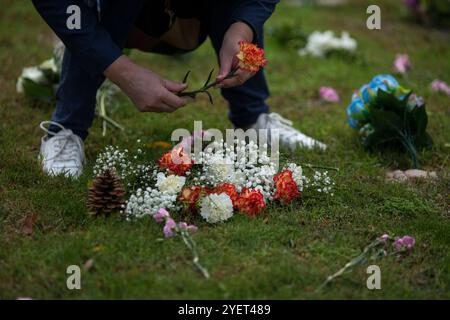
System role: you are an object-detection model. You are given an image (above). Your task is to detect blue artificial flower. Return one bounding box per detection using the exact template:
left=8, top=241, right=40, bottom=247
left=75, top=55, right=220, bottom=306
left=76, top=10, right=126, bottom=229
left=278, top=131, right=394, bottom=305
left=346, top=96, right=367, bottom=129
left=358, top=83, right=374, bottom=105
left=348, top=117, right=359, bottom=129
left=369, top=74, right=399, bottom=94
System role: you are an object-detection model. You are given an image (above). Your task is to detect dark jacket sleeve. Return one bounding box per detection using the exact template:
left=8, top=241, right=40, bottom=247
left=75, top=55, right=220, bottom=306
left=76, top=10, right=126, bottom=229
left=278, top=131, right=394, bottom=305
left=230, top=0, right=280, bottom=42
left=32, top=0, right=122, bottom=77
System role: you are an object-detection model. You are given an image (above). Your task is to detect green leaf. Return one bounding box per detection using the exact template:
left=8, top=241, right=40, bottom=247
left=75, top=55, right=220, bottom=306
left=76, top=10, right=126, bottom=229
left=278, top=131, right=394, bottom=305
left=410, top=105, right=428, bottom=136
left=371, top=89, right=409, bottom=116
left=204, top=69, right=214, bottom=87
left=369, top=107, right=404, bottom=137
left=182, top=70, right=191, bottom=84
left=204, top=91, right=214, bottom=105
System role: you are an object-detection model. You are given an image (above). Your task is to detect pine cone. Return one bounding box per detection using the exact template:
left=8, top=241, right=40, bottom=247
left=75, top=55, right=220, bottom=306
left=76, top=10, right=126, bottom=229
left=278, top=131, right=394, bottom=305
left=87, top=170, right=126, bottom=215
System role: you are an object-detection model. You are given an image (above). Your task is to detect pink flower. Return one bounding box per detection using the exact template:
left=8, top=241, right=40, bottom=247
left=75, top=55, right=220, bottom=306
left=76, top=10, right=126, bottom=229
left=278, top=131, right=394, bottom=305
left=379, top=234, right=390, bottom=242
left=394, top=235, right=415, bottom=252
left=154, top=208, right=170, bottom=224
left=163, top=218, right=177, bottom=238
left=178, top=222, right=198, bottom=234
left=319, top=86, right=340, bottom=103
left=393, top=54, right=411, bottom=74
left=431, top=79, right=450, bottom=96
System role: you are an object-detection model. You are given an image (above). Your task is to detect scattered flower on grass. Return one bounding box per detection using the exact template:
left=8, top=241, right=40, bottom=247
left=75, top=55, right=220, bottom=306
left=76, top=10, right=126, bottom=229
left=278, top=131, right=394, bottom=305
left=317, top=234, right=416, bottom=291
left=393, top=54, right=411, bottom=74
left=319, top=86, right=340, bottom=103
left=430, top=79, right=450, bottom=96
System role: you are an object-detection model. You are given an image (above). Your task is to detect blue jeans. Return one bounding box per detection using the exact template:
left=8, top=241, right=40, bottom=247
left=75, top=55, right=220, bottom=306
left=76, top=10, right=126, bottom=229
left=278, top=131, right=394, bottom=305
left=51, top=0, right=269, bottom=139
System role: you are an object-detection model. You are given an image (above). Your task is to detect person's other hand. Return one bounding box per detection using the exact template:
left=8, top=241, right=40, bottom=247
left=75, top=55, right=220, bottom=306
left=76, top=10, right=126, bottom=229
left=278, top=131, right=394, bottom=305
left=105, top=55, right=188, bottom=113
left=216, top=22, right=255, bottom=89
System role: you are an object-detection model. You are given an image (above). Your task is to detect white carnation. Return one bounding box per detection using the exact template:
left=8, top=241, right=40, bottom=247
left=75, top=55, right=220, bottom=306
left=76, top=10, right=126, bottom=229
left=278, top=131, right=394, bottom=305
left=156, top=172, right=186, bottom=194
left=200, top=193, right=234, bottom=223
left=205, top=154, right=235, bottom=185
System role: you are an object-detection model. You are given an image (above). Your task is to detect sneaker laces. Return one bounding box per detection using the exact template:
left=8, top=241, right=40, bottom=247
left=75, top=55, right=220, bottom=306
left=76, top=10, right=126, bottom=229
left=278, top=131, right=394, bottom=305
left=40, top=121, right=84, bottom=166
left=266, top=113, right=300, bottom=141
left=265, top=113, right=323, bottom=148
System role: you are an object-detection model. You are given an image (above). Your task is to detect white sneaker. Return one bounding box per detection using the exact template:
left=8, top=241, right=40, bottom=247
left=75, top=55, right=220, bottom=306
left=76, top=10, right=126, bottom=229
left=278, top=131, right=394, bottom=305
left=251, top=113, right=327, bottom=151
left=39, top=121, right=85, bottom=178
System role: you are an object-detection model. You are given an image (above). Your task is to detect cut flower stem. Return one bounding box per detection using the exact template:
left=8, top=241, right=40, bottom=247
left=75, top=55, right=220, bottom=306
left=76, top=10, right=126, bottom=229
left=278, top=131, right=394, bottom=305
left=177, top=68, right=237, bottom=104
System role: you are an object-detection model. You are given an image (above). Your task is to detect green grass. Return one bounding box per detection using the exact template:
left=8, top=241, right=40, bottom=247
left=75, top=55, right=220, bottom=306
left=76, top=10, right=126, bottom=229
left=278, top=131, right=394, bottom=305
left=1, top=0, right=449, bottom=299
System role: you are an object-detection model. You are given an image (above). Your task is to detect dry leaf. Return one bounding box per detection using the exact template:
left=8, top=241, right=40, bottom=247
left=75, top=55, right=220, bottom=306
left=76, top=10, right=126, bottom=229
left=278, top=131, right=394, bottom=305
left=22, top=213, right=38, bottom=236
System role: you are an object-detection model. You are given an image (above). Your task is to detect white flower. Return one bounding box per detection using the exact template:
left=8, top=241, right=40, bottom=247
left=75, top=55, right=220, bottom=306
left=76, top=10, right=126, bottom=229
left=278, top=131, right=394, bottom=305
left=156, top=172, right=185, bottom=194
left=125, top=187, right=179, bottom=218
left=39, top=58, right=58, bottom=73
left=299, top=31, right=357, bottom=57
left=205, top=154, right=235, bottom=184
left=286, top=163, right=303, bottom=192
left=200, top=193, right=233, bottom=223
left=16, top=67, right=46, bottom=93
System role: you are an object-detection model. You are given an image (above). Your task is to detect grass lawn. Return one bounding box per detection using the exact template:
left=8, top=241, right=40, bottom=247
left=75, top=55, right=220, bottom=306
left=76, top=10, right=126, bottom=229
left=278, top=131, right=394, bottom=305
left=1, top=0, right=449, bottom=299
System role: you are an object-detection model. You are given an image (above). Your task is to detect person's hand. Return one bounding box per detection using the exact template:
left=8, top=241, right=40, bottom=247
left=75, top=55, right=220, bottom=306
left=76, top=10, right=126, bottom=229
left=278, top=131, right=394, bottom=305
left=216, top=22, right=255, bottom=89
left=104, top=55, right=187, bottom=113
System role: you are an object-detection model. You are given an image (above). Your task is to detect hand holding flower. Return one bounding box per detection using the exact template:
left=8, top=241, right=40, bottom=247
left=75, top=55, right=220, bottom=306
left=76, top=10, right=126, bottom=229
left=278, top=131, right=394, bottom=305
left=178, top=30, right=267, bottom=103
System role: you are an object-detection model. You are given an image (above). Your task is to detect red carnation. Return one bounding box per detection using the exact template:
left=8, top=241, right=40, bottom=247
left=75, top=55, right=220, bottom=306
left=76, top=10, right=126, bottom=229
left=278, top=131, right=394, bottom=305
left=158, top=146, right=193, bottom=176
left=211, top=183, right=239, bottom=207
left=236, top=188, right=266, bottom=217
left=273, top=170, right=300, bottom=204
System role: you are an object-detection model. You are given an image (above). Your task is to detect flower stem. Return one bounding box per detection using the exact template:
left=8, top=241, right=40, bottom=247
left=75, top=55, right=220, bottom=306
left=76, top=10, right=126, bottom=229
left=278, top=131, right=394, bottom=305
left=316, top=239, right=381, bottom=291
left=177, top=69, right=237, bottom=103
left=180, top=229, right=210, bottom=279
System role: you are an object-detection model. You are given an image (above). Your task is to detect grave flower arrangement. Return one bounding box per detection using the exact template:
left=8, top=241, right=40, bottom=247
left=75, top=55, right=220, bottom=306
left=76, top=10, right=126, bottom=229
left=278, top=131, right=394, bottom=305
left=89, top=137, right=336, bottom=277
left=346, top=74, right=433, bottom=168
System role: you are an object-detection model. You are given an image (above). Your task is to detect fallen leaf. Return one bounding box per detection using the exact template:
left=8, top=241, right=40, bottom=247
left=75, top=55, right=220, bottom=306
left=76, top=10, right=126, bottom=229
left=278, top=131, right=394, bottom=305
left=22, top=213, right=38, bottom=236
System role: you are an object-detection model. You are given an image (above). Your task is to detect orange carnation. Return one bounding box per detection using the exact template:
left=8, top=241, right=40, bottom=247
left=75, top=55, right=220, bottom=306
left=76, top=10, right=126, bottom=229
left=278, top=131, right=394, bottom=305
left=236, top=41, right=268, bottom=72
left=236, top=188, right=266, bottom=217
left=273, top=170, right=300, bottom=204
left=179, top=185, right=204, bottom=212
left=211, top=183, right=239, bottom=207
left=158, top=146, right=193, bottom=176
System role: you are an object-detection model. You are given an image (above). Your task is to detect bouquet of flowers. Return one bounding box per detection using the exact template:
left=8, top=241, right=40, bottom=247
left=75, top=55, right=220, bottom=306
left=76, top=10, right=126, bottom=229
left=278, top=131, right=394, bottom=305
left=346, top=74, right=433, bottom=168
left=16, top=43, right=123, bottom=136
left=16, top=43, right=63, bottom=103
left=90, top=137, right=336, bottom=277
